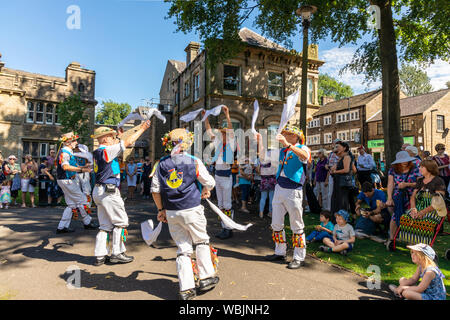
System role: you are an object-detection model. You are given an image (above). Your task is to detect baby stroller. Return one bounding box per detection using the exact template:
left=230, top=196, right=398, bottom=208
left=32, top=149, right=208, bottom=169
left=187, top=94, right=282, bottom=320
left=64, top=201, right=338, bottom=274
left=392, top=191, right=448, bottom=250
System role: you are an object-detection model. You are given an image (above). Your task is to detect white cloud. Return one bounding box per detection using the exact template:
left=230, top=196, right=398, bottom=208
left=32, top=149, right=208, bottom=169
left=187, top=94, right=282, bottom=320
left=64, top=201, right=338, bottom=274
left=319, top=47, right=450, bottom=94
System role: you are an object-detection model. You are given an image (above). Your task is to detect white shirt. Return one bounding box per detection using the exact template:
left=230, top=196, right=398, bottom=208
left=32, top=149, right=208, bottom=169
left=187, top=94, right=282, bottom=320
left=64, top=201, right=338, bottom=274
left=212, top=133, right=236, bottom=170
left=151, top=153, right=215, bottom=193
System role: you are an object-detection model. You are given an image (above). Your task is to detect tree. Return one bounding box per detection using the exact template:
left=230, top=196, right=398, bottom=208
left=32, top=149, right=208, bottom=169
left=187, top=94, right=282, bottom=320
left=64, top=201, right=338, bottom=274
left=57, top=95, right=93, bottom=146
left=318, top=74, right=354, bottom=102
left=166, top=0, right=450, bottom=167
left=95, top=100, right=131, bottom=125
left=399, top=64, right=433, bottom=97
left=446, top=81, right=450, bottom=89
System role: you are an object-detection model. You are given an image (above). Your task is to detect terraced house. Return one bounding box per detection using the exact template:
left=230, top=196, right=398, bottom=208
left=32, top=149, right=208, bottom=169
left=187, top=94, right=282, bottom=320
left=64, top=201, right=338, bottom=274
left=0, top=54, right=96, bottom=161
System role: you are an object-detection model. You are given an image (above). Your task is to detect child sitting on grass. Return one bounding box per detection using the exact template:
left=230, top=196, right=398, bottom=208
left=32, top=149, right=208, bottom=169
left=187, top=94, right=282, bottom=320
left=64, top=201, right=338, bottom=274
left=306, top=210, right=334, bottom=243
left=389, top=243, right=446, bottom=300
left=319, top=210, right=355, bottom=256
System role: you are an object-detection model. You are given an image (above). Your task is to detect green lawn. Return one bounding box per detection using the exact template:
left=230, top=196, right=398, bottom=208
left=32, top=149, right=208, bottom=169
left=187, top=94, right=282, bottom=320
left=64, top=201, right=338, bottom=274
left=294, top=212, right=450, bottom=298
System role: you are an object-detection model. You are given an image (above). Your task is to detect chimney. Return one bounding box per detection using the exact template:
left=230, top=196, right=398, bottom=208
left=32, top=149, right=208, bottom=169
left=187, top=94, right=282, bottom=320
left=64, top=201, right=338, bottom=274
left=0, top=53, right=4, bottom=72
left=185, top=42, right=201, bottom=66
left=321, top=95, right=335, bottom=106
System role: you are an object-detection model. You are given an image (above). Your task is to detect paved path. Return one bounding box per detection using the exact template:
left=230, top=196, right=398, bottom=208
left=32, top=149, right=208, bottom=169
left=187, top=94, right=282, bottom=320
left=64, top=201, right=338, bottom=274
left=0, top=199, right=394, bottom=300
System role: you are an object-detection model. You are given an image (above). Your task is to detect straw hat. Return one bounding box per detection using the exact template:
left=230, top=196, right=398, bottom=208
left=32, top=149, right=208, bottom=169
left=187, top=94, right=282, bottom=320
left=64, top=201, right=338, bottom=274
left=92, top=127, right=117, bottom=139
left=60, top=132, right=79, bottom=142
left=281, top=126, right=305, bottom=144
left=162, top=128, right=194, bottom=152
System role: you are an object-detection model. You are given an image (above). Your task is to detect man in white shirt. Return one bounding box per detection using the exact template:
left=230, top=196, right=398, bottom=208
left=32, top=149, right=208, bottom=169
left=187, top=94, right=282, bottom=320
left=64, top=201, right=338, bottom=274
left=92, top=122, right=151, bottom=266
left=356, top=146, right=376, bottom=187
left=152, top=128, right=218, bottom=300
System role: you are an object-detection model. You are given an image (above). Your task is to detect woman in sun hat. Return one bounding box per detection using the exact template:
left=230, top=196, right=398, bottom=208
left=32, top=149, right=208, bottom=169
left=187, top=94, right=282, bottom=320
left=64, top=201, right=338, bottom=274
left=385, top=151, right=421, bottom=251
left=152, top=127, right=218, bottom=300
left=389, top=243, right=446, bottom=300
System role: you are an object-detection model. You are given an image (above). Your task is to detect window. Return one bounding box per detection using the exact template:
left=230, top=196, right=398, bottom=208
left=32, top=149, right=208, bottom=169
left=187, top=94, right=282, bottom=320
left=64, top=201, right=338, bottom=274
left=308, top=118, right=320, bottom=128
left=336, top=110, right=359, bottom=123
left=337, top=131, right=349, bottom=141
left=184, top=81, right=190, bottom=98
left=46, top=104, right=54, bottom=124
left=401, top=118, right=411, bottom=132
left=324, top=115, right=332, bottom=126
left=267, top=123, right=279, bottom=149
left=268, top=72, right=283, bottom=100
left=437, top=115, right=444, bottom=132
left=223, top=65, right=240, bottom=95
left=194, top=73, right=200, bottom=101
left=221, top=118, right=241, bottom=131
left=307, top=134, right=321, bottom=145
left=307, top=78, right=313, bottom=104
left=27, top=102, right=34, bottom=123
left=22, top=140, right=57, bottom=162
left=324, top=133, right=332, bottom=144
left=35, top=102, right=44, bottom=124
left=78, top=83, right=85, bottom=93
left=377, top=122, right=383, bottom=135
left=350, top=129, right=360, bottom=141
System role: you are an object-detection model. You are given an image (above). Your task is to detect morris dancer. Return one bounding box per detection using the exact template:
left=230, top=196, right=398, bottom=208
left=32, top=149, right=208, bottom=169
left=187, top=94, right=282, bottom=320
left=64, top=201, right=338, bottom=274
left=92, top=122, right=151, bottom=266
left=55, top=132, right=98, bottom=234
left=259, top=126, right=311, bottom=269
left=152, top=128, right=218, bottom=300
left=74, top=144, right=93, bottom=209
left=204, top=106, right=236, bottom=240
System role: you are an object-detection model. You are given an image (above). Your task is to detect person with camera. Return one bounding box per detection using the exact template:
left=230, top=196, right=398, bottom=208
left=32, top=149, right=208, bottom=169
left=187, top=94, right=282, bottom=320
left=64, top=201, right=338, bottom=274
left=92, top=121, right=151, bottom=266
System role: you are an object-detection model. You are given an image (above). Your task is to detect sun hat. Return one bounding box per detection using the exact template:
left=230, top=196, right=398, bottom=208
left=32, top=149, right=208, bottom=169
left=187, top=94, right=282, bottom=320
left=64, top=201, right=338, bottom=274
left=91, top=127, right=117, bottom=139
left=8, top=155, right=17, bottom=160
left=391, top=151, right=417, bottom=165
left=281, top=126, right=305, bottom=144
left=407, top=243, right=436, bottom=261
left=60, top=132, right=79, bottom=142
left=335, top=209, right=350, bottom=222
left=162, top=128, right=194, bottom=152
left=333, top=138, right=342, bottom=144
left=405, top=145, right=419, bottom=156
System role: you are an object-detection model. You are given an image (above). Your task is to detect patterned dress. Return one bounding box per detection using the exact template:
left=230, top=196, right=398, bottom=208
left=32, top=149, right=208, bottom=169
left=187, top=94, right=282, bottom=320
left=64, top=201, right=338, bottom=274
left=420, top=266, right=446, bottom=300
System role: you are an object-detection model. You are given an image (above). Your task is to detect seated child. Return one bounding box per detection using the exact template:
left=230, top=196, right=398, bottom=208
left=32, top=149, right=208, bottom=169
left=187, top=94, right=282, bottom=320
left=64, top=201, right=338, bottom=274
left=306, top=210, right=334, bottom=243
left=0, top=180, right=12, bottom=209
left=319, top=210, right=355, bottom=256
left=389, top=243, right=446, bottom=300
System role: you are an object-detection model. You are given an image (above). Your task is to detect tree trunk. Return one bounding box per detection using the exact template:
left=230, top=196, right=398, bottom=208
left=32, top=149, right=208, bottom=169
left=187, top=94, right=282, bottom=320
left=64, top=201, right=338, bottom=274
left=376, top=0, right=403, bottom=169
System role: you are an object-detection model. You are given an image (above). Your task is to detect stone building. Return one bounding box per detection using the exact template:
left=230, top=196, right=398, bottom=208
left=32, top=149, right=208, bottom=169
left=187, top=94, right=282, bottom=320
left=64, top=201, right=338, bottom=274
left=367, top=89, right=450, bottom=160
left=158, top=28, right=324, bottom=162
left=0, top=54, right=96, bottom=161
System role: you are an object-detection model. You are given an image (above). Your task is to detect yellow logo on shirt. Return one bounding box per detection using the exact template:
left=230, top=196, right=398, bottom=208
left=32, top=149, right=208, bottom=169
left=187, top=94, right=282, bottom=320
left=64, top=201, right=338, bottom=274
left=166, top=169, right=183, bottom=189
left=94, top=160, right=98, bottom=173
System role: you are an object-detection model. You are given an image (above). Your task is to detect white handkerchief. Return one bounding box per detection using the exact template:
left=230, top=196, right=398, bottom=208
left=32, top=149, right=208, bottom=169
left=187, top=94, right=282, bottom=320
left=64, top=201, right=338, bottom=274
left=180, top=108, right=204, bottom=123
left=201, top=105, right=224, bottom=122
left=143, top=108, right=167, bottom=124
left=141, top=219, right=162, bottom=246
left=206, top=199, right=253, bottom=231
left=118, top=112, right=145, bottom=128
left=251, top=99, right=259, bottom=135
left=277, top=90, right=299, bottom=135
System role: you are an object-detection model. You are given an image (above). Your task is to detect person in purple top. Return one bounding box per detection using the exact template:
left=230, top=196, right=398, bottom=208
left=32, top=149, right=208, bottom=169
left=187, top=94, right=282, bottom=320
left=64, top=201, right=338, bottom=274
left=313, top=149, right=329, bottom=210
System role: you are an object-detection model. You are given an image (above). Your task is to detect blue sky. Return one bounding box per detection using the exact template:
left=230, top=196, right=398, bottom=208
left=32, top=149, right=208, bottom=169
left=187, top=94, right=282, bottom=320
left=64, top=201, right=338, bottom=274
left=1, top=0, right=448, bottom=111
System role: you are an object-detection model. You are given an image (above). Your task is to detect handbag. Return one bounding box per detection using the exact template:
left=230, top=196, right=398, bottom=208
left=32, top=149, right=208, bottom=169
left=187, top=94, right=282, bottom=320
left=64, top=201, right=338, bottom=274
left=29, top=178, right=37, bottom=187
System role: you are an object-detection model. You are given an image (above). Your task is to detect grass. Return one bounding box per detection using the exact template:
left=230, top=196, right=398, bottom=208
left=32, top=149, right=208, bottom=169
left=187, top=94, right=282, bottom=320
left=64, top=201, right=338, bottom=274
left=297, top=212, right=450, bottom=298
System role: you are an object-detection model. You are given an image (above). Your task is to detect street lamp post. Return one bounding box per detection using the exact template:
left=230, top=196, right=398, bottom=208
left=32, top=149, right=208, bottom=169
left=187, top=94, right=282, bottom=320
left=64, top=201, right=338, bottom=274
left=296, top=5, right=317, bottom=134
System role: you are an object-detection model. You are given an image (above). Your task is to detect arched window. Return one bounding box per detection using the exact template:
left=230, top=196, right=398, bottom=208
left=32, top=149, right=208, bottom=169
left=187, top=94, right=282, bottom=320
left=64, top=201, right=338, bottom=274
left=221, top=118, right=241, bottom=131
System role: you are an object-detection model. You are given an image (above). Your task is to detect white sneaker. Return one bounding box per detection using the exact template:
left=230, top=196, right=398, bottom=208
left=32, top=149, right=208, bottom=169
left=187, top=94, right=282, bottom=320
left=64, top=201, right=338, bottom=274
left=355, top=230, right=369, bottom=239
left=369, top=235, right=386, bottom=243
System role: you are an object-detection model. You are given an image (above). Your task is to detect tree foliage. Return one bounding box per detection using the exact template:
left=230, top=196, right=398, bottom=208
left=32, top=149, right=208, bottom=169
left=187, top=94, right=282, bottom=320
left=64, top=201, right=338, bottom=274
left=399, top=64, right=433, bottom=97
left=95, top=100, right=132, bottom=125
left=318, top=74, right=354, bottom=102
left=57, top=95, right=92, bottom=145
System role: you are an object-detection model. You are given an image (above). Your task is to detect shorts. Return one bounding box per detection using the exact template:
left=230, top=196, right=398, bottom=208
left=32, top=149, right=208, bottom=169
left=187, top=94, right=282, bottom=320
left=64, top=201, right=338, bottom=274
left=240, top=184, right=251, bottom=201
left=21, top=179, right=35, bottom=193
left=333, top=239, right=353, bottom=252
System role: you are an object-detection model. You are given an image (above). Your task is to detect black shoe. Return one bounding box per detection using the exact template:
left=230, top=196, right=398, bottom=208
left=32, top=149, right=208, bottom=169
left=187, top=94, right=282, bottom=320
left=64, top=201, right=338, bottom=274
left=287, top=259, right=304, bottom=269
left=56, top=227, right=75, bottom=234
left=94, top=256, right=110, bottom=266
left=84, top=221, right=99, bottom=230
left=198, top=276, right=220, bottom=292
left=445, top=249, right=450, bottom=261
left=264, top=254, right=286, bottom=262
left=215, top=229, right=233, bottom=240
left=179, top=289, right=196, bottom=300
left=109, top=253, right=134, bottom=264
